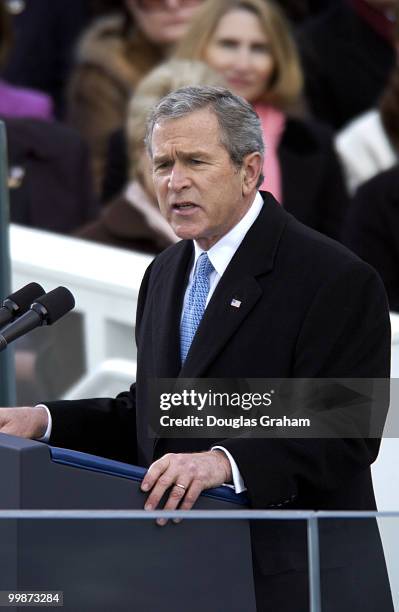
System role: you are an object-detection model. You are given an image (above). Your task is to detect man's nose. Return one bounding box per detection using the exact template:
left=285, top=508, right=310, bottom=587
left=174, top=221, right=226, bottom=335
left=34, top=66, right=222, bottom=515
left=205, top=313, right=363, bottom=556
left=168, top=164, right=191, bottom=191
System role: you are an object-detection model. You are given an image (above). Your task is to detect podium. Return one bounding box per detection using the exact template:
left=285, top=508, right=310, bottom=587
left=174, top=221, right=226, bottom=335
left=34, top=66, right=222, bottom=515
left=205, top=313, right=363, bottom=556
left=0, top=433, right=256, bottom=611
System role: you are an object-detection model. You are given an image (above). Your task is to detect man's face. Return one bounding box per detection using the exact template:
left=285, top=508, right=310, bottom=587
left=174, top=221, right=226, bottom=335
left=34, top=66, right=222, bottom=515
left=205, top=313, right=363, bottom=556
left=151, top=108, right=257, bottom=250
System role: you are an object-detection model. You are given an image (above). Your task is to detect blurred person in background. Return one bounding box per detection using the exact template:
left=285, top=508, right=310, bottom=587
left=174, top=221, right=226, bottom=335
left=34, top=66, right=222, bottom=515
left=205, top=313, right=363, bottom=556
left=1, top=1, right=98, bottom=234
left=343, top=164, right=399, bottom=312
left=77, top=59, right=222, bottom=253
left=5, top=118, right=98, bottom=233
left=1, top=0, right=92, bottom=118
left=99, top=0, right=335, bottom=204
left=3, top=0, right=139, bottom=119
left=99, top=0, right=332, bottom=204
left=275, top=0, right=332, bottom=23
left=67, top=0, right=204, bottom=193
left=0, top=0, right=53, bottom=119
left=1, top=0, right=123, bottom=119
left=174, top=0, right=349, bottom=240
left=336, top=2, right=399, bottom=193
left=297, top=0, right=397, bottom=131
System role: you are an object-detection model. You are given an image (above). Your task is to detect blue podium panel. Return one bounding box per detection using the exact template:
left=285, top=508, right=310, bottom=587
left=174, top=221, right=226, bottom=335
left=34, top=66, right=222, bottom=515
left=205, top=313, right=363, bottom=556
left=15, top=518, right=252, bottom=612
left=0, top=434, right=256, bottom=612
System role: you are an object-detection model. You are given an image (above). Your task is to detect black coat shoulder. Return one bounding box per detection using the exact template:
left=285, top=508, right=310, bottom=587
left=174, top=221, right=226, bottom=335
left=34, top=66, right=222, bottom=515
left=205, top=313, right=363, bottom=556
left=279, top=117, right=349, bottom=240
left=343, top=165, right=399, bottom=311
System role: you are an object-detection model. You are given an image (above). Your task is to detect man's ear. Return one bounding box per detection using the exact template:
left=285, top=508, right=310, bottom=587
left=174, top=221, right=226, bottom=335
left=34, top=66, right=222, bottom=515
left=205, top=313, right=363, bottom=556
left=241, top=152, right=263, bottom=195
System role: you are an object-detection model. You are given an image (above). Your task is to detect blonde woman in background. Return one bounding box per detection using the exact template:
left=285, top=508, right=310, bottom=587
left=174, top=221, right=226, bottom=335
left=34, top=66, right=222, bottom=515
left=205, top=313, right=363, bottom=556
left=77, top=59, right=222, bottom=253
left=175, top=0, right=349, bottom=240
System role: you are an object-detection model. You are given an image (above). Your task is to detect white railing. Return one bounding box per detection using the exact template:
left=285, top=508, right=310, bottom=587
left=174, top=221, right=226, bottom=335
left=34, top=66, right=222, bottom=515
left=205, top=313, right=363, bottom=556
left=391, top=312, right=399, bottom=378
left=10, top=224, right=153, bottom=373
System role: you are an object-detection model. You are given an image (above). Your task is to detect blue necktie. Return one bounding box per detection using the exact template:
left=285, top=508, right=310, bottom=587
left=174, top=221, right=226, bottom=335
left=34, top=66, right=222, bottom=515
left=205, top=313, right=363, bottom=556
left=180, top=252, right=214, bottom=363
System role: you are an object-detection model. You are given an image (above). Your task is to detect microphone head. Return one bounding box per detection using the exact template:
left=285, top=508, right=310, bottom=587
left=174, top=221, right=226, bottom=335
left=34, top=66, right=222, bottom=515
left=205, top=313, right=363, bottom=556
left=3, top=282, right=45, bottom=313
left=33, top=286, right=75, bottom=325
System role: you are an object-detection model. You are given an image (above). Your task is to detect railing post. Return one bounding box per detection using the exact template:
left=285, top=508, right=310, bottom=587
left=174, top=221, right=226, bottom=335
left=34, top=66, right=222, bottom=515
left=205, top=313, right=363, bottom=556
left=307, top=515, right=322, bottom=612
left=0, top=121, right=16, bottom=405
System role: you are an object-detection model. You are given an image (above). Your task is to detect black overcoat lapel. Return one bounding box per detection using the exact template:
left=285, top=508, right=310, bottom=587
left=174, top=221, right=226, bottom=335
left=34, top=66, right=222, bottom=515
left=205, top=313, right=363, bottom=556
left=179, top=194, right=288, bottom=378
left=151, top=240, right=193, bottom=378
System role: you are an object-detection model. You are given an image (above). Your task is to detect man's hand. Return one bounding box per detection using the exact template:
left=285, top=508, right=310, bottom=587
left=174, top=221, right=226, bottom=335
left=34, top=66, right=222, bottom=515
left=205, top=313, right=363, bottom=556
left=0, top=406, right=48, bottom=439
left=141, top=450, right=232, bottom=525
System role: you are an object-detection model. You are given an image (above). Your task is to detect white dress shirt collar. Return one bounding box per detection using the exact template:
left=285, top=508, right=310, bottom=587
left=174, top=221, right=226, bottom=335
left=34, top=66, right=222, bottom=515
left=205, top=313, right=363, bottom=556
left=192, top=191, right=264, bottom=276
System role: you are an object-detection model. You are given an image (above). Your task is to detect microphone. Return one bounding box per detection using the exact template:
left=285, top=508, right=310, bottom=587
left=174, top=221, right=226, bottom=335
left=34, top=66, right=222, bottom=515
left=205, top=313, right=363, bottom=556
left=0, top=286, right=75, bottom=352
left=0, top=283, right=45, bottom=328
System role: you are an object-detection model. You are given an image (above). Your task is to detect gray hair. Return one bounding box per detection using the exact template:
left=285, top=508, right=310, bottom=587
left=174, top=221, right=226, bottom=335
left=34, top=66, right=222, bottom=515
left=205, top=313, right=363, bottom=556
left=127, top=60, right=223, bottom=179
left=145, top=86, right=265, bottom=188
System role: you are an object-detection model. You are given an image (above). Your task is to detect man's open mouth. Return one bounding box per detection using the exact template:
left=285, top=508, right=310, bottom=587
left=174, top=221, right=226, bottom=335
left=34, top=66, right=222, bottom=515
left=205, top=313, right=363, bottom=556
left=172, top=203, right=197, bottom=211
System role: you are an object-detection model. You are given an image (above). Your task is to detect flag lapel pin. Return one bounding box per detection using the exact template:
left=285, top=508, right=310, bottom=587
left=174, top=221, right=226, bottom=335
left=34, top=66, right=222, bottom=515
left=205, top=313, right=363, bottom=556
left=231, top=299, right=241, bottom=308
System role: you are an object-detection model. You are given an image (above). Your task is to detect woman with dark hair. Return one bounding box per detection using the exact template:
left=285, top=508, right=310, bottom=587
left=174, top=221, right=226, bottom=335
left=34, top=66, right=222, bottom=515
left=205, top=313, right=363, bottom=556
left=175, top=0, right=349, bottom=239
left=0, top=0, right=53, bottom=119
left=67, top=0, right=203, bottom=192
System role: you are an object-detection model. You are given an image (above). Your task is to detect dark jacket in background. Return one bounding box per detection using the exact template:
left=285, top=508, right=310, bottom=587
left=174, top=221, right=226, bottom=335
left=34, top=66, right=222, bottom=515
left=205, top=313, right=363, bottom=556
left=343, top=164, right=399, bottom=312
left=76, top=192, right=173, bottom=254
left=101, top=127, right=127, bottom=203
left=102, top=118, right=349, bottom=241
left=279, top=117, right=349, bottom=240
left=276, top=0, right=333, bottom=23
left=5, top=118, right=99, bottom=233
left=297, top=0, right=395, bottom=130
left=2, top=0, right=92, bottom=117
